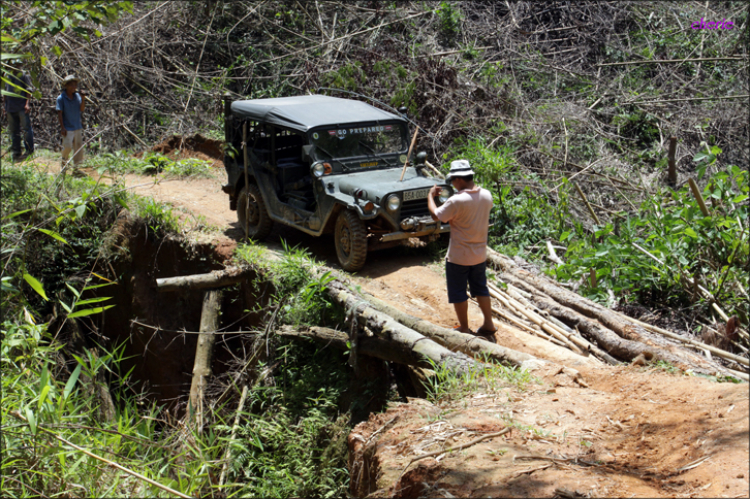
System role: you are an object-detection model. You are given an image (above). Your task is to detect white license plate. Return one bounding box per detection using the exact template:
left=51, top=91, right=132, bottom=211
left=403, top=188, right=430, bottom=201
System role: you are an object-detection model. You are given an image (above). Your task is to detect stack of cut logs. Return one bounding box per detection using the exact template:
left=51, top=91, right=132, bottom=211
left=484, top=249, right=749, bottom=379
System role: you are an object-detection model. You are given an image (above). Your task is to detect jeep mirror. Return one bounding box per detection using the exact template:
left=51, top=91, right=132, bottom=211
left=302, top=144, right=314, bottom=162
left=416, top=151, right=427, bottom=165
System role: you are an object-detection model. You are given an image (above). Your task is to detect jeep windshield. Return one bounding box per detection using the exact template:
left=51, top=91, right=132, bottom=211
left=309, top=123, right=408, bottom=166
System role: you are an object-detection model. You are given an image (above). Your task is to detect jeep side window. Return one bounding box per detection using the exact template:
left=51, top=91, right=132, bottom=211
left=274, top=127, right=314, bottom=210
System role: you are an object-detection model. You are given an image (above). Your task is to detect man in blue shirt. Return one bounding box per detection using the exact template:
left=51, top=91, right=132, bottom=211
left=56, top=75, right=86, bottom=172
left=4, top=65, right=35, bottom=161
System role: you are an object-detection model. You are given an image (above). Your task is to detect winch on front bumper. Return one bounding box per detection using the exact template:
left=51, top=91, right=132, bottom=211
left=380, top=215, right=450, bottom=242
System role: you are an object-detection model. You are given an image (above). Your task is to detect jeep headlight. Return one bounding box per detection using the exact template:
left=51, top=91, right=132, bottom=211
left=438, top=187, right=451, bottom=204
left=387, top=195, right=401, bottom=212
left=312, top=162, right=326, bottom=177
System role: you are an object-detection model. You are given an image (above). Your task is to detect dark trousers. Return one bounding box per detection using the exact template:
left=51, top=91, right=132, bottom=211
left=8, top=111, right=34, bottom=157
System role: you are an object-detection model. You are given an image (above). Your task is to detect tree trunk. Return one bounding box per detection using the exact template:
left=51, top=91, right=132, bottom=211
left=156, top=267, right=252, bottom=292
left=189, top=290, right=222, bottom=431
left=276, top=325, right=433, bottom=369
left=355, top=287, right=542, bottom=369
left=324, top=283, right=479, bottom=374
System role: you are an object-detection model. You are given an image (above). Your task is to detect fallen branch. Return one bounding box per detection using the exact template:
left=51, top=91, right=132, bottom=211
left=399, top=427, right=511, bottom=479
left=597, top=57, right=745, bottom=66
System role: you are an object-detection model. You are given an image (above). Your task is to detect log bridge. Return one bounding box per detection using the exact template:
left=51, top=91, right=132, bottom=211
left=155, top=249, right=748, bottom=429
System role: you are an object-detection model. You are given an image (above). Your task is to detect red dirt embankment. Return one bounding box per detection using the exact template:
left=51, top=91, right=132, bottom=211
left=349, top=368, right=749, bottom=498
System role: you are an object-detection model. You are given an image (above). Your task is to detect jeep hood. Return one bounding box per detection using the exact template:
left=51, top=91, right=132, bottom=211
left=333, top=167, right=444, bottom=201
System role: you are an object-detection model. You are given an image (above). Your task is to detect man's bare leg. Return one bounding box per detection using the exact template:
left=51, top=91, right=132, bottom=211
left=453, top=301, right=472, bottom=333
left=476, top=296, right=497, bottom=332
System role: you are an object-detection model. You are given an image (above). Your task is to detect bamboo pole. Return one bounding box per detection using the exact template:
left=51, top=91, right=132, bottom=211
left=489, top=283, right=619, bottom=366
left=424, top=160, right=445, bottom=179
left=573, top=181, right=601, bottom=225
left=479, top=298, right=569, bottom=349
left=399, top=126, right=420, bottom=181
left=613, top=312, right=749, bottom=367
left=488, top=285, right=585, bottom=355
left=688, top=178, right=710, bottom=216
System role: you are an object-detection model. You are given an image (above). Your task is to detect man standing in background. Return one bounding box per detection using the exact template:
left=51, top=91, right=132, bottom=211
left=428, top=160, right=497, bottom=336
left=56, top=74, right=86, bottom=173
left=4, top=62, right=35, bottom=161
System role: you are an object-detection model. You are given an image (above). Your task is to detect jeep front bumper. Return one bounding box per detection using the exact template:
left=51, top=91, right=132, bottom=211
left=380, top=219, right=450, bottom=242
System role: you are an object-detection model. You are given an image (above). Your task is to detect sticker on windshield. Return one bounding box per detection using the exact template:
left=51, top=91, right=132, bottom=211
left=399, top=155, right=408, bottom=163
left=312, top=132, right=319, bottom=139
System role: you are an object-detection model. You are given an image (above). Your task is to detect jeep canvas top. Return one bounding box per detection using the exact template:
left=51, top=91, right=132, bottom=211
left=222, top=94, right=452, bottom=271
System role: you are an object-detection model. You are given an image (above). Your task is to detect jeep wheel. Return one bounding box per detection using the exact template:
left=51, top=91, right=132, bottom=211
left=237, top=183, right=273, bottom=240
left=335, top=209, right=367, bottom=272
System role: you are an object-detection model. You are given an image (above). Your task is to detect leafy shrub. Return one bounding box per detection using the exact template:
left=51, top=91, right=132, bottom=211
left=554, top=165, right=748, bottom=320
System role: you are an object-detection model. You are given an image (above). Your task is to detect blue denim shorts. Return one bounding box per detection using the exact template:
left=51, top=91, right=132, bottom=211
left=446, top=261, right=490, bottom=303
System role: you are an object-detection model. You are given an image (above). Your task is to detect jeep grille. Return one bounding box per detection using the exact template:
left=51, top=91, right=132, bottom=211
left=399, top=198, right=431, bottom=220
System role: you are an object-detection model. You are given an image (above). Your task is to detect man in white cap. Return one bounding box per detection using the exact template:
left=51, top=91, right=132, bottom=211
left=56, top=75, right=86, bottom=173
left=427, top=160, right=496, bottom=335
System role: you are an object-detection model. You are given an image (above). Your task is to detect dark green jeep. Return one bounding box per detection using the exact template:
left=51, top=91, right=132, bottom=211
left=222, top=95, right=451, bottom=271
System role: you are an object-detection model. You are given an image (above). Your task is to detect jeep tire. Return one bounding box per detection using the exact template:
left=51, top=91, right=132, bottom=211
left=238, top=183, right=274, bottom=240
left=335, top=209, right=367, bottom=272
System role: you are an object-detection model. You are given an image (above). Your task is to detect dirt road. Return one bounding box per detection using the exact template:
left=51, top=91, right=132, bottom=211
left=35, top=157, right=750, bottom=497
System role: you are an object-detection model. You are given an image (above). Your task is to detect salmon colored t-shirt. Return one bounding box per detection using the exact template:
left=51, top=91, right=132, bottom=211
left=434, top=185, right=493, bottom=266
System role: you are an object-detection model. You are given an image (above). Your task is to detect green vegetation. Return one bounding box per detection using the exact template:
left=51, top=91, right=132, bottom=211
left=1, top=162, right=356, bottom=498
left=87, top=151, right=215, bottom=178
left=424, top=357, right=537, bottom=405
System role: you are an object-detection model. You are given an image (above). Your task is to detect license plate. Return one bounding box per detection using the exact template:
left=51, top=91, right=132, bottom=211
left=403, top=188, right=430, bottom=201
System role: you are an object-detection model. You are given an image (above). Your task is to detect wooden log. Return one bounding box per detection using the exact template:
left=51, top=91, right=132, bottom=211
left=156, top=267, right=252, bottom=292
left=276, top=325, right=433, bottom=369
left=189, top=290, right=222, bottom=432
left=350, top=287, right=543, bottom=370
left=324, top=284, right=479, bottom=374
left=667, top=137, right=677, bottom=185
left=573, top=181, right=601, bottom=225
left=688, top=177, right=710, bottom=217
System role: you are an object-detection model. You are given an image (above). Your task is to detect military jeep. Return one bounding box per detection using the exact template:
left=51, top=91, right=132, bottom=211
left=221, top=95, right=451, bottom=271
